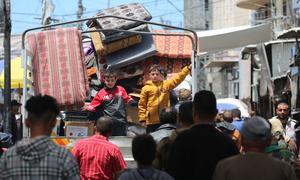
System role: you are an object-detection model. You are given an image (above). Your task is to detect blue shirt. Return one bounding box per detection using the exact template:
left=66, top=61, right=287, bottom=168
left=232, top=119, right=244, bottom=132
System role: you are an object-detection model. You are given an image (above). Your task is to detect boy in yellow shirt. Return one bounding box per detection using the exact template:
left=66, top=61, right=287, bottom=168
left=138, top=64, right=192, bottom=133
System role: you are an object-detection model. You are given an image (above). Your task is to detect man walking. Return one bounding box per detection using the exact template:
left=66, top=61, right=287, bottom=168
left=167, top=90, right=239, bottom=180
left=0, top=95, right=80, bottom=179
left=72, top=116, right=126, bottom=180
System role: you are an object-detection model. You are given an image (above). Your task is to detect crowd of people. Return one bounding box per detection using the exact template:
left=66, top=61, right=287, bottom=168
left=0, top=63, right=300, bottom=180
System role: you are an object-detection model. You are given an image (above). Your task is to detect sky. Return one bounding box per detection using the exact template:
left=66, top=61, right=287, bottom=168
left=11, top=0, right=184, bottom=34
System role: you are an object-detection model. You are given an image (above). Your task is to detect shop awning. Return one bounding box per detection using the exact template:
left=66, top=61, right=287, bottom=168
left=0, top=57, right=27, bottom=89
left=197, top=23, right=272, bottom=54
left=277, top=27, right=300, bottom=39
left=236, top=0, right=268, bottom=10
left=204, top=59, right=239, bottom=68
left=153, top=30, right=192, bottom=59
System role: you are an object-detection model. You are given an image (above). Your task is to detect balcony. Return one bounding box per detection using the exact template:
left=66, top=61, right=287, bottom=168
left=236, top=0, right=268, bottom=10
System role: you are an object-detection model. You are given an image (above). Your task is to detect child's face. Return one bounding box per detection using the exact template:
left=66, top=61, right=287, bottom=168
left=104, top=76, right=117, bottom=88
left=149, top=70, right=162, bottom=83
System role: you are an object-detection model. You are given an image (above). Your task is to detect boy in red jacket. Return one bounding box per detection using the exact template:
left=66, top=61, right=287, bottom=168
left=85, top=70, right=136, bottom=136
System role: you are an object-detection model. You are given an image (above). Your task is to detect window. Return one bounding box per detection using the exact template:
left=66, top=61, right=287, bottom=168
left=253, top=6, right=270, bottom=24
left=205, top=20, right=209, bottom=29
left=234, top=82, right=239, bottom=98
left=232, top=69, right=239, bottom=79
left=283, top=0, right=287, bottom=16
left=205, top=0, right=209, bottom=11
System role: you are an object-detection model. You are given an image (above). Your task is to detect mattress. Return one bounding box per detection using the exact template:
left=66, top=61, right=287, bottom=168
left=26, top=28, right=89, bottom=108
left=90, top=27, right=142, bottom=55
left=105, top=30, right=156, bottom=69
left=94, top=3, right=151, bottom=36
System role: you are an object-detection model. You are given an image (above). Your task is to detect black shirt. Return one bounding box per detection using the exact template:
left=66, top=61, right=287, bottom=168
left=167, top=124, right=239, bottom=180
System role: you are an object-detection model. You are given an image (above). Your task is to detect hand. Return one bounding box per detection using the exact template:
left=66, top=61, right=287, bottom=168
left=288, top=139, right=298, bottom=154
left=188, top=64, right=193, bottom=72
left=81, top=104, right=88, bottom=110
left=82, top=103, right=93, bottom=111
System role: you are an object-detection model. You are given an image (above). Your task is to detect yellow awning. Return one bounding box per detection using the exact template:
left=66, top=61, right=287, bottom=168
left=0, top=57, right=26, bottom=89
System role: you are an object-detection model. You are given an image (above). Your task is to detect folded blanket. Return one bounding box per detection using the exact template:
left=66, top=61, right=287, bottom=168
left=92, top=3, right=151, bottom=36
left=90, top=27, right=142, bottom=55
left=82, top=38, right=102, bottom=100
left=82, top=38, right=98, bottom=68
left=91, top=24, right=148, bottom=43
left=26, top=28, right=89, bottom=108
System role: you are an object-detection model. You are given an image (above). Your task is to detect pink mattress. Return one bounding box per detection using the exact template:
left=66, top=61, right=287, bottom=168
left=26, top=28, right=89, bottom=108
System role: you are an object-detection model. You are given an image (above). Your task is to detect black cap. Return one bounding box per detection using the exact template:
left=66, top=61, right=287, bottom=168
left=11, top=100, right=22, bottom=107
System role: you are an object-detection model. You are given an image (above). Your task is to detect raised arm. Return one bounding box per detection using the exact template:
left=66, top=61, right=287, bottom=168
left=164, top=65, right=191, bottom=90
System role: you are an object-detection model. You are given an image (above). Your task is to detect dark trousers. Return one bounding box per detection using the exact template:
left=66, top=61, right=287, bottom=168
left=146, top=124, right=160, bottom=133
left=112, top=120, right=127, bottom=136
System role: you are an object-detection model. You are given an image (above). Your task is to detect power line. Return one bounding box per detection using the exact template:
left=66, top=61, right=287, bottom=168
left=153, top=0, right=223, bottom=19
left=11, top=10, right=99, bottom=17
left=12, top=12, right=40, bottom=16
left=12, top=20, right=40, bottom=24
left=13, top=0, right=225, bottom=30
left=153, top=0, right=259, bottom=28
left=11, top=0, right=176, bottom=17
left=167, top=0, right=195, bottom=25
left=55, top=0, right=67, bottom=15
left=167, top=0, right=184, bottom=16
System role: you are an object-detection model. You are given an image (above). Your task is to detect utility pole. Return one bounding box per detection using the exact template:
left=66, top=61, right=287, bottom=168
left=270, top=0, right=276, bottom=37
left=2, top=0, right=11, bottom=134
left=41, top=0, right=55, bottom=25
left=77, top=0, right=83, bottom=29
left=107, top=0, right=110, bottom=8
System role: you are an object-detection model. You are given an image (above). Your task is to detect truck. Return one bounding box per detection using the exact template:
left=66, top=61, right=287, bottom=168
left=20, top=15, right=198, bottom=166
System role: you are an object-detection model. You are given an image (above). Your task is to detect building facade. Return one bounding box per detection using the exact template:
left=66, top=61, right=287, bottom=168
left=236, top=0, right=300, bottom=117
left=184, top=0, right=212, bottom=30
left=184, top=0, right=252, bottom=99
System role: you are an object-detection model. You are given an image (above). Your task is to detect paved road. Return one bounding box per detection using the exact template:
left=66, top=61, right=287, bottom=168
left=110, top=136, right=137, bottom=168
